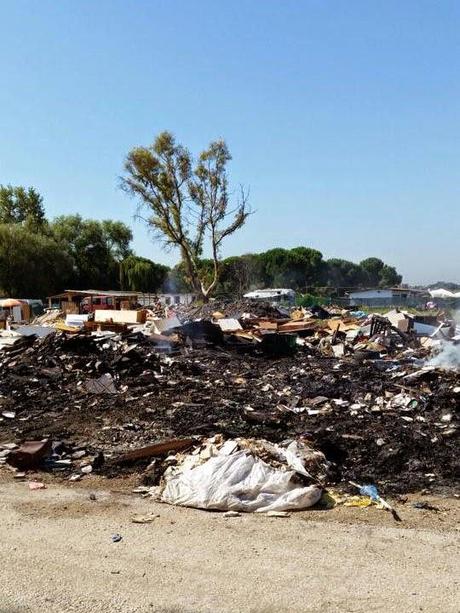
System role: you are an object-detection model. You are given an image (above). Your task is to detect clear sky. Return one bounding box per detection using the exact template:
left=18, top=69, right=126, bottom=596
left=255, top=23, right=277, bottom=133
left=0, top=0, right=458, bottom=284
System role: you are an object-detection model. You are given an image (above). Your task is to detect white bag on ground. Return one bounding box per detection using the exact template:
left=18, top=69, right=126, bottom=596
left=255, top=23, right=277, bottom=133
left=160, top=449, right=322, bottom=512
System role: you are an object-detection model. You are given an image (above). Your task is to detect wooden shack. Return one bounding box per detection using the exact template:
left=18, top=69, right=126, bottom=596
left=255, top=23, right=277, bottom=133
left=48, top=290, right=141, bottom=314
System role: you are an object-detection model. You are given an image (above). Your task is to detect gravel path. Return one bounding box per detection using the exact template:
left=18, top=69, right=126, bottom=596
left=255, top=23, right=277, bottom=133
left=0, top=481, right=458, bottom=612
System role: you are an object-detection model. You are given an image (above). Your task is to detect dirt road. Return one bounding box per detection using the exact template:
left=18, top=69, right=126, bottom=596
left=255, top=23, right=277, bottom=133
left=0, top=481, right=458, bottom=613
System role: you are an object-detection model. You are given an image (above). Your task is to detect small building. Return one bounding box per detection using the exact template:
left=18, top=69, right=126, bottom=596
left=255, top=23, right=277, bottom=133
left=0, top=298, right=44, bottom=324
left=48, top=290, right=141, bottom=314
left=146, top=293, right=195, bottom=308
left=348, top=288, right=427, bottom=307
left=49, top=290, right=196, bottom=314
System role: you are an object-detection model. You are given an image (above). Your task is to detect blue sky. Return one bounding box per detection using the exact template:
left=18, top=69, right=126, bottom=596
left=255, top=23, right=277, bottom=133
left=0, top=0, right=459, bottom=284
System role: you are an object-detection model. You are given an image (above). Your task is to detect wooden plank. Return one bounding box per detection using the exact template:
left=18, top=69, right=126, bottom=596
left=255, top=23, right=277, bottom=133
left=116, top=438, right=195, bottom=464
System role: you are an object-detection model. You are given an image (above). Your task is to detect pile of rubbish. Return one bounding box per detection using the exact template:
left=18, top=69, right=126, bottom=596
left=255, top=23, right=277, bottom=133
left=0, top=301, right=458, bottom=506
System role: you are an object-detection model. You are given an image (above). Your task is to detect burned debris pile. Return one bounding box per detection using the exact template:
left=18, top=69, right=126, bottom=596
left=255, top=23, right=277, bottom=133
left=0, top=302, right=458, bottom=496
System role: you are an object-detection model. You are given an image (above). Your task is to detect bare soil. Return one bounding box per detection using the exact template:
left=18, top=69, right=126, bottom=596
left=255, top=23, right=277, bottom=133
left=0, top=478, right=458, bottom=613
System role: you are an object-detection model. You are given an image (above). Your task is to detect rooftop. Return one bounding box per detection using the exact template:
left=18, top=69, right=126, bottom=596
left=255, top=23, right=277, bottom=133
left=49, top=289, right=140, bottom=299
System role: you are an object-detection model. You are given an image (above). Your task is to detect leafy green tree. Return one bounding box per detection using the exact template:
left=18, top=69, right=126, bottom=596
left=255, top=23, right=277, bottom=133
left=50, top=215, right=133, bottom=289
left=163, top=263, right=193, bottom=294
left=379, top=264, right=402, bottom=287
left=121, top=131, right=251, bottom=301
left=260, top=248, right=291, bottom=287
left=101, top=220, right=133, bottom=261
left=120, top=255, right=169, bottom=292
left=359, top=257, right=402, bottom=287
left=218, top=254, right=264, bottom=297
left=0, top=185, right=46, bottom=230
left=359, top=257, right=385, bottom=285
left=289, top=247, right=324, bottom=288
left=259, top=247, right=324, bottom=289
left=0, top=224, right=73, bottom=296
left=325, top=258, right=367, bottom=287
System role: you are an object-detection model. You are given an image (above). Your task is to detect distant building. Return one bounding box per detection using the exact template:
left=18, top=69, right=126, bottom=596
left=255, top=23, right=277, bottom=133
left=347, top=288, right=427, bottom=307
left=244, top=288, right=296, bottom=305
left=429, top=288, right=460, bottom=298
left=48, top=290, right=141, bottom=313
left=49, top=289, right=196, bottom=313
left=154, top=293, right=195, bottom=307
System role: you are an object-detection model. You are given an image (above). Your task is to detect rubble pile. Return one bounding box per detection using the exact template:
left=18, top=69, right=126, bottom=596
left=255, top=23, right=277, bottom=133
left=0, top=303, right=458, bottom=494
left=182, top=299, right=291, bottom=321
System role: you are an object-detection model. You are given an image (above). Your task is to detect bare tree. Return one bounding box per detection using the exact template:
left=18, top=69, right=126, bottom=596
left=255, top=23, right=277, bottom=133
left=121, top=131, right=251, bottom=301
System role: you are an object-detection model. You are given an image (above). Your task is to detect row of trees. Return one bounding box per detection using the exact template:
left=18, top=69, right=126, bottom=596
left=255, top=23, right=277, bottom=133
left=173, top=250, right=401, bottom=297
left=0, top=132, right=401, bottom=299
left=0, top=185, right=168, bottom=296
left=0, top=183, right=401, bottom=298
left=120, top=131, right=401, bottom=300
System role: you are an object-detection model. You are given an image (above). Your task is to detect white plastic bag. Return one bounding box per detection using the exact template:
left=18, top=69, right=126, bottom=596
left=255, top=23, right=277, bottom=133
left=160, top=450, right=322, bottom=512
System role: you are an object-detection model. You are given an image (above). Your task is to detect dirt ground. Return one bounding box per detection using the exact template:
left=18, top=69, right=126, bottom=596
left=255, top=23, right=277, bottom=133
left=0, top=476, right=459, bottom=613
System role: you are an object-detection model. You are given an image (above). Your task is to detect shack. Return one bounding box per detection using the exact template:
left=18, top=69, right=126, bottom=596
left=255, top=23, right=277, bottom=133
left=347, top=288, right=427, bottom=308
left=48, top=290, right=141, bottom=314
left=0, top=298, right=44, bottom=324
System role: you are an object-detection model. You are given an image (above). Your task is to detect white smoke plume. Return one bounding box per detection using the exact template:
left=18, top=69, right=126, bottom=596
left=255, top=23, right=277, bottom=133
left=426, top=342, right=460, bottom=370
left=426, top=310, right=460, bottom=370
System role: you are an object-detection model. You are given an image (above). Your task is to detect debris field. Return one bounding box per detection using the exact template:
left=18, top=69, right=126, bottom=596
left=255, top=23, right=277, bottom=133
left=0, top=300, right=458, bottom=496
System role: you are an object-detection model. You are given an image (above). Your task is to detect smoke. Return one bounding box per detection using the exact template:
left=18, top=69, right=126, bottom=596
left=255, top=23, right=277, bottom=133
left=426, top=342, right=460, bottom=370
left=163, top=276, right=177, bottom=294
left=425, top=310, right=460, bottom=370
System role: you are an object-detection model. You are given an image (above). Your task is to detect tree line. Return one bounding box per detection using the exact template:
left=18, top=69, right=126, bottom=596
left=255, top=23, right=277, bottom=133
left=120, top=131, right=401, bottom=299
left=0, top=184, right=401, bottom=299
left=0, top=131, right=401, bottom=299
left=199, top=250, right=402, bottom=296
left=0, top=184, right=164, bottom=297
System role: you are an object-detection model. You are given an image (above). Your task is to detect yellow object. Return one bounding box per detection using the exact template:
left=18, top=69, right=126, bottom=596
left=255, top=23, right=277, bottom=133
left=318, top=491, right=338, bottom=509
left=290, top=309, right=304, bottom=321
left=343, top=495, right=374, bottom=508
left=54, top=323, right=80, bottom=333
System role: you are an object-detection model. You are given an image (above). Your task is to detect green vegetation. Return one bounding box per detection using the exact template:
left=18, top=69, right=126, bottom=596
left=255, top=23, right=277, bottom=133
left=0, top=181, right=403, bottom=299
left=295, top=293, right=329, bottom=307
left=121, top=131, right=251, bottom=302
left=0, top=185, right=164, bottom=297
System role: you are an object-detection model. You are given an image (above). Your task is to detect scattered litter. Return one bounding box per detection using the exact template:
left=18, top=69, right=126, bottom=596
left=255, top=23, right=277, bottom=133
left=132, top=486, right=152, bottom=495
left=84, top=373, right=117, bottom=395
left=116, top=438, right=195, bottom=464
left=28, top=481, right=46, bottom=490
left=111, top=533, right=122, bottom=543
left=0, top=299, right=457, bottom=499
left=343, top=496, right=374, bottom=508
left=412, top=501, right=440, bottom=512
left=349, top=481, right=401, bottom=521
left=131, top=513, right=160, bottom=524
left=7, top=440, right=52, bottom=470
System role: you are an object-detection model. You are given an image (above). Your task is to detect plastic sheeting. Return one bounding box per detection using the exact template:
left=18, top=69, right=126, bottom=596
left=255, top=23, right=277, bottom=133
left=160, top=448, right=322, bottom=513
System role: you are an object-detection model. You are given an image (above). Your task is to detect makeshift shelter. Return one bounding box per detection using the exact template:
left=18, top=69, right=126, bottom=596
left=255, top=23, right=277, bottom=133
left=48, top=290, right=141, bottom=314
left=0, top=299, right=31, bottom=323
